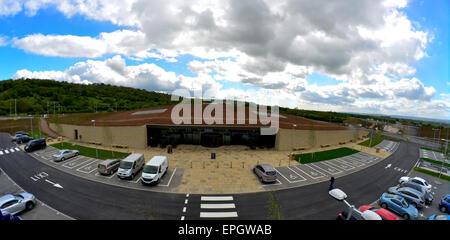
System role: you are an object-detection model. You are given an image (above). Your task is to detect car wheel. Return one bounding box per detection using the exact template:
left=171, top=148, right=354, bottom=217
left=26, top=201, right=35, bottom=210
left=440, top=206, right=447, bottom=213
left=61, top=157, right=64, bottom=161
left=381, top=203, right=387, bottom=209
left=403, top=214, right=410, bottom=220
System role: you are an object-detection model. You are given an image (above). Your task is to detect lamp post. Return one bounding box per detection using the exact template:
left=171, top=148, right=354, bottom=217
left=92, top=120, right=98, bottom=159
left=329, top=188, right=381, bottom=220
left=29, top=115, right=33, bottom=137
left=291, top=124, right=297, bottom=166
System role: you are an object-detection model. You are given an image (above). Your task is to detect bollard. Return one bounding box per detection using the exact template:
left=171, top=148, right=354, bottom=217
left=190, top=161, right=193, bottom=169
left=230, top=161, right=232, bottom=168
left=216, top=162, right=219, bottom=168
left=279, top=160, right=281, bottom=167
left=242, top=162, right=245, bottom=168
left=203, top=161, right=205, bottom=169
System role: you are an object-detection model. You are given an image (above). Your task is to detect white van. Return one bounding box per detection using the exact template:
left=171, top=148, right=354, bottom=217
left=141, top=156, right=168, bottom=185
left=117, top=153, right=145, bottom=180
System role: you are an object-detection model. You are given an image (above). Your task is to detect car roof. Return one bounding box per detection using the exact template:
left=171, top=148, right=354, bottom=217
left=147, top=156, right=167, bottom=165
left=375, top=208, right=399, bottom=220
left=259, top=164, right=275, bottom=171
left=0, top=194, right=15, bottom=205
left=399, top=187, right=423, bottom=196
left=101, top=159, right=120, bottom=164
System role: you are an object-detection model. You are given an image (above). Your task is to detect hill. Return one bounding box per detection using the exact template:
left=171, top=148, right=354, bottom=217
left=0, top=78, right=402, bottom=124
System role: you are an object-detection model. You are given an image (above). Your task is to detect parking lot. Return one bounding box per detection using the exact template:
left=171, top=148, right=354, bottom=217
left=261, top=152, right=382, bottom=191
left=28, top=146, right=184, bottom=192
left=374, top=140, right=400, bottom=153
left=420, top=148, right=448, bottom=163
left=371, top=171, right=449, bottom=220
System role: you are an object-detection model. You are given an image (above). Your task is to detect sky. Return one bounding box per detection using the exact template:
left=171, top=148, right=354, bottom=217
left=0, top=0, right=448, bottom=120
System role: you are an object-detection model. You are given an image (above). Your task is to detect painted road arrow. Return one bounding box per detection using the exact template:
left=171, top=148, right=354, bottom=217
left=45, top=179, right=64, bottom=189
left=385, top=164, right=391, bottom=169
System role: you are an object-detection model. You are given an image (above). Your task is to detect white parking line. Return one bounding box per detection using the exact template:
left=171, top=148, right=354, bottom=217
left=201, top=203, right=236, bottom=209
left=0, top=151, right=3, bottom=155
left=62, top=157, right=91, bottom=169
left=201, top=196, right=233, bottom=201
left=295, top=165, right=326, bottom=179
left=158, top=168, right=177, bottom=187
left=286, top=166, right=307, bottom=181
left=14, top=147, right=20, bottom=151
left=310, top=163, right=341, bottom=175
left=262, top=179, right=283, bottom=186
left=76, top=160, right=99, bottom=174
left=320, top=161, right=345, bottom=173
left=327, top=159, right=355, bottom=170
left=275, top=168, right=306, bottom=183
left=4, top=150, right=9, bottom=154
left=9, top=148, right=14, bottom=153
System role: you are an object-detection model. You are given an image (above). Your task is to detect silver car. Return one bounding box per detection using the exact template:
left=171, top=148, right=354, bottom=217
left=53, top=149, right=79, bottom=162
left=0, top=193, right=36, bottom=215
left=98, top=159, right=121, bottom=175
left=253, top=164, right=278, bottom=183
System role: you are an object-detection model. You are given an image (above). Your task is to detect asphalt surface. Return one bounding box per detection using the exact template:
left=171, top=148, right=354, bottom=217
left=0, top=132, right=422, bottom=220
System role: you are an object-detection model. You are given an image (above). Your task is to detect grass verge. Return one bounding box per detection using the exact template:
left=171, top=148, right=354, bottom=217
left=358, top=138, right=383, bottom=147
left=295, top=147, right=359, bottom=164
left=50, top=142, right=130, bottom=160
left=421, top=158, right=450, bottom=168
left=413, top=167, right=450, bottom=182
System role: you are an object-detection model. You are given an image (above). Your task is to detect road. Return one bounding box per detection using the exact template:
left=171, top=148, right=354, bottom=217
left=0, top=132, right=421, bottom=220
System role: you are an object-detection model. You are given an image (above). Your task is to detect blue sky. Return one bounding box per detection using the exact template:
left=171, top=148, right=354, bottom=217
left=0, top=0, right=448, bottom=120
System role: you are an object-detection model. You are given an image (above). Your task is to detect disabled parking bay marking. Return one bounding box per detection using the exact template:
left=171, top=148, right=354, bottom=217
left=275, top=167, right=306, bottom=183
left=294, top=164, right=326, bottom=179
left=327, top=159, right=354, bottom=171
left=62, top=157, right=92, bottom=169
left=310, top=163, right=342, bottom=175
left=76, top=160, right=99, bottom=174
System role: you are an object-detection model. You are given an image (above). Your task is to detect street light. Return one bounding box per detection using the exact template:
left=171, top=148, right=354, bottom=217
left=91, top=120, right=98, bottom=159
left=329, top=188, right=381, bottom=220
left=291, top=124, right=297, bottom=166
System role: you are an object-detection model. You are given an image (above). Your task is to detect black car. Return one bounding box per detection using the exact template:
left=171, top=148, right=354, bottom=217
left=24, top=138, right=46, bottom=152
left=14, top=135, right=33, bottom=144
left=15, top=131, right=29, bottom=136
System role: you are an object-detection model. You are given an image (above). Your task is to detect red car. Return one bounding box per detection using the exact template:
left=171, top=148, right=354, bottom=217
left=359, top=205, right=400, bottom=220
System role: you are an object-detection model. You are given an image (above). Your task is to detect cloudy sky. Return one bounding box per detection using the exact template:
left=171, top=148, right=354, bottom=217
left=0, top=0, right=448, bottom=120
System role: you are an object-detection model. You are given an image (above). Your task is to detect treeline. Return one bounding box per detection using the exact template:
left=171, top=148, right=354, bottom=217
left=0, top=79, right=175, bottom=115
left=0, top=78, right=424, bottom=125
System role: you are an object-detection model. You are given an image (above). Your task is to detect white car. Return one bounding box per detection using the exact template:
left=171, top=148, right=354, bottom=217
left=52, top=149, right=79, bottom=162
left=399, top=176, right=432, bottom=192
left=0, top=193, right=36, bottom=216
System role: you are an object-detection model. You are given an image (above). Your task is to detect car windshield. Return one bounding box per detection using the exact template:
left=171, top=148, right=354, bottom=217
left=266, top=171, right=276, bottom=176
left=120, top=161, right=133, bottom=169
left=143, top=165, right=159, bottom=174
left=13, top=195, right=23, bottom=199
left=401, top=200, right=409, bottom=208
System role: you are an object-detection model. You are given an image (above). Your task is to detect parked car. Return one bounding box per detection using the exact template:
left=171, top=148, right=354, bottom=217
left=388, top=186, right=425, bottom=209
left=24, top=138, right=46, bottom=152
left=427, top=214, right=450, bottom=220
left=399, top=176, right=432, bottom=192
left=0, top=193, right=36, bottom=216
left=52, top=149, right=79, bottom=162
left=141, top=156, right=168, bottom=185
left=439, top=194, right=450, bottom=213
left=97, top=159, right=121, bottom=175
left=15, top=131, right=29, bottom=136
left=378, top=193, right=418, bottom=220
left=253, top=164, right=277, bottom=183
left=359, top=205, right=400, bottom=220
left=117, top=153, right=145, bottom=180
left=14, top=135, right=33, bottom=144
left=399, top=181, right=433, bottom=205
left=11, top=134, right=26, bottom=142
left=336, top=211, right=358, bottom=220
